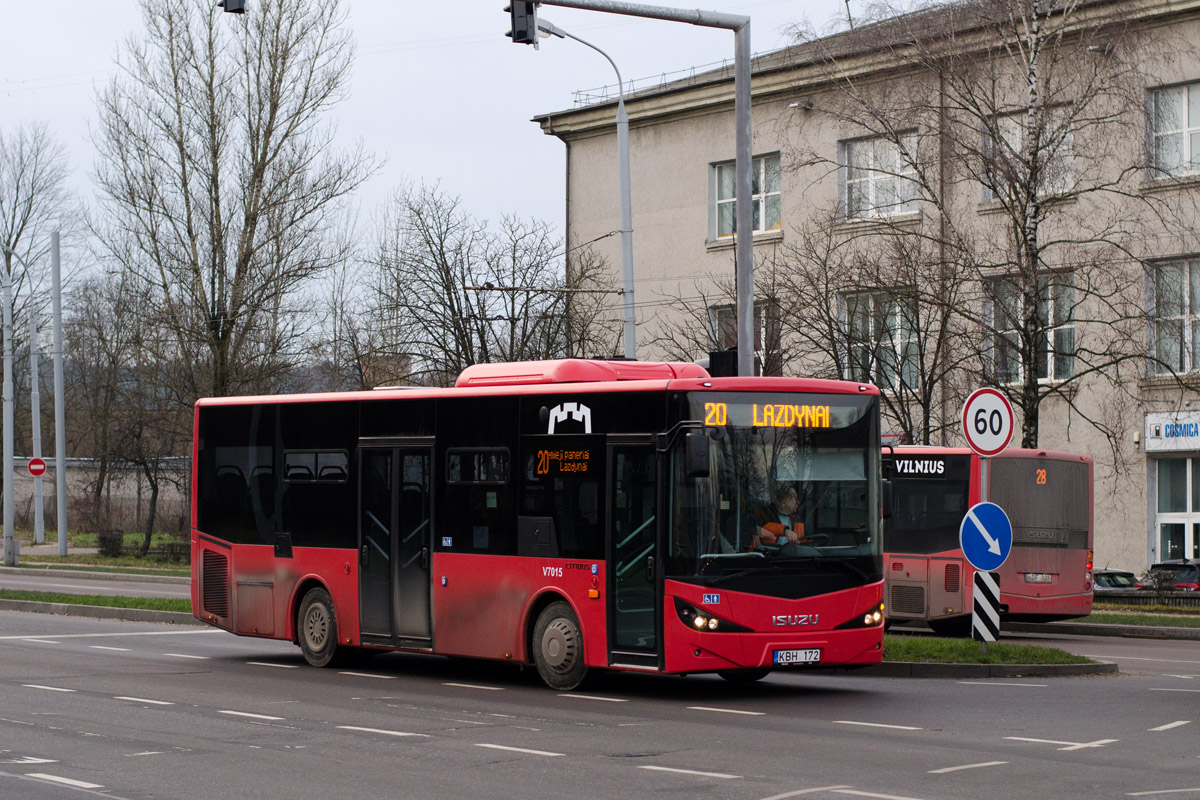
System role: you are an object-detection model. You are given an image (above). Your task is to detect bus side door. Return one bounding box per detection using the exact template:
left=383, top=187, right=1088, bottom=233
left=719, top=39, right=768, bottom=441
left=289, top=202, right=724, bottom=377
left=607, top=440, right=661, bottom=668
left=358, top=442, right=433, bottom=646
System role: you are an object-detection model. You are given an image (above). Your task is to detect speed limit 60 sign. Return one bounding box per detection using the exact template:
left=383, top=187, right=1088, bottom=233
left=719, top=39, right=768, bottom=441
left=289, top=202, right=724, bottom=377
left=961, top=388, right=1014, bottom=456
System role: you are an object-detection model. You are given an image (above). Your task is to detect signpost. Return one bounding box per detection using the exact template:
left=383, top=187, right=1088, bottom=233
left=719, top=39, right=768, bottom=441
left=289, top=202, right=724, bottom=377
left=960, top=387, right=1015, bottom=648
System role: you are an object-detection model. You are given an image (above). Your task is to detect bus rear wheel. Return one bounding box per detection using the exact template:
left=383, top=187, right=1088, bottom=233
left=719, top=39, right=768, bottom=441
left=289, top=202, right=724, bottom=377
left=532, top=601, right=588, bottom=690
left=298, top=587, right=339, bottom=667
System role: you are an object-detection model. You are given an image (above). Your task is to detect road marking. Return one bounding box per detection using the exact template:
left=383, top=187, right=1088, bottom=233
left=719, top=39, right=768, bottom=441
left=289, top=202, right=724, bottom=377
left=758, top=788, right=854, bottom=800
left=834, top=791, right=929, bottom=800
left=1127, top=790, right=1200, bottom=796
left=163, top=653, right=209, bottom=660
left=834, top=720, right=922, bottom=731
left=0, top=630, right=220, bottom=641
left=218, top=710, right=284, bottom=721
left=3, top=757, right=57, bottom=764
left=442, top=682, right=502, bottom=691
left=1165, top=675, right=1195, bottom=680
left=22, top=685, right=75, bottom=693
left=339, top=671, right=394, bottom=679
left=26, top=774, right=103, bottom=790
left=475, top=743, right=563, bottom=757
left=1005, top=736, right=1117, bottom=750
left=248, top=661, right=299, bottom=669
left=929, top=761, right=1008, bottom=774
left=1084, top=654, right=1200, bottom=666
left=639, top=765, right=740, bottom=779
left=688, top=706, right=764, bottom=716
left=958, top=681, right=1046, bottom=687
left=1149, top=721, right=1192, bottom=732
left=1150, top=688, right=1200, bottom=694
left=22, top=639, right=62, bottom=645
left=559, top=693, right=628, bottom=702
left=115, top=696, right=174, bottom=706
left=127, top=752, right=164, bottom=757
left=337, top=726, right=429, bottom=738
left=90, top=646, right=131, bottom=652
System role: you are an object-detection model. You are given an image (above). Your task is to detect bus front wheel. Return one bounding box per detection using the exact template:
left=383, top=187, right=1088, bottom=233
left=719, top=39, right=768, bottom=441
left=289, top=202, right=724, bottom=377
left=532, top=601, right=587, bottom=690
left=298, top=587, right=339, bottom=667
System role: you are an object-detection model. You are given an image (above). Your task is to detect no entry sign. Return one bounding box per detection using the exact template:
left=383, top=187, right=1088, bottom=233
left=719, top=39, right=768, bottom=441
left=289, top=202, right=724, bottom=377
left=28, top=457, right=47, bottom=477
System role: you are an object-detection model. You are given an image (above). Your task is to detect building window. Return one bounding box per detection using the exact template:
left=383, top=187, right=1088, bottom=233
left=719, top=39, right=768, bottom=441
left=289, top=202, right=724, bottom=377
left=1152, top=259, right=1200, bottom=374
left=843, top=291, right=919, bottom=390
left=988, top=274, right=1075, bottom=383
left=841, top=135, right=919, bottom=220
left=714, top=154, right=781, bottom=237
left=710, top=302, right=782, bottom=376
left=983, top=112, right=1073, bottom=200
left=1152, top=82, right=1200, bottom=178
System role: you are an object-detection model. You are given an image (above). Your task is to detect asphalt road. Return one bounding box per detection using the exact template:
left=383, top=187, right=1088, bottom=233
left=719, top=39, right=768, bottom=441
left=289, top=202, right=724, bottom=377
left=0, top=611, right=1195, bottom=800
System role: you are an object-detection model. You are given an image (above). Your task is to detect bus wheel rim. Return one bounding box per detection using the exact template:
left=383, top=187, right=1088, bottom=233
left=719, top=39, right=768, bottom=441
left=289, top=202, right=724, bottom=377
left=541, top=619, right=578, bottom=673
left=306, top=606, right=328, bottom=650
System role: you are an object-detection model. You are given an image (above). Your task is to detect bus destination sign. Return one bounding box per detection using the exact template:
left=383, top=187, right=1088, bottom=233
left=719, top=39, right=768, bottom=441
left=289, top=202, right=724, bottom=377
left=536, top=448, right=591, bottom=475
left=705, top=402, right=831, bottom=429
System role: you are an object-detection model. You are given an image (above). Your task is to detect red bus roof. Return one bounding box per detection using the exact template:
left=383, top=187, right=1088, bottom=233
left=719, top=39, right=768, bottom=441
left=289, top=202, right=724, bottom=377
left=890, top=445, right=1091, bottom=462
left=454, top=358, right=709, bottom=386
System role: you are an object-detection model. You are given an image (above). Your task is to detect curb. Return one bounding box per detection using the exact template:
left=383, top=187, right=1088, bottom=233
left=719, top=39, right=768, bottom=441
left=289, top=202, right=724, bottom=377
left=0, top=599, right=203, bottom=626
left=849, top=660, right=1119, bottom=678
left=0, top=566, right=189, bottom=585
left=1004, top=621, right=1200, bottom=641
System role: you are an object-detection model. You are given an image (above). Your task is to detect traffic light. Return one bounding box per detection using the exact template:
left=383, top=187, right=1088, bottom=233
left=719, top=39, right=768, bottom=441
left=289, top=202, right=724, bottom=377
left=218, top=0, right=245, bottom=13
left=505, top=2, right=537, bottom=45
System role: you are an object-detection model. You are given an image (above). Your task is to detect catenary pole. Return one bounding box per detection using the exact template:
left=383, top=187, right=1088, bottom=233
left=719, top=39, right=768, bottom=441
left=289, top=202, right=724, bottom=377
left=534, top=1, right=753, bottom=373
left=52, top=232, right=67, bottom=557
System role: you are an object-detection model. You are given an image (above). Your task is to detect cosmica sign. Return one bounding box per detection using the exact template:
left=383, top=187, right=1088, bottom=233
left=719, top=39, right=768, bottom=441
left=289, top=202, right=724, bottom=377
left=1145, top=411, right=1200, bottom=452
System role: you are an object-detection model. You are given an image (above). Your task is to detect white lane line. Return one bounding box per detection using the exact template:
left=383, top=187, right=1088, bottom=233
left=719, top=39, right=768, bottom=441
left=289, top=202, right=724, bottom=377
left=337, top=726, right=429, bottom=738
left=126, top=752, right=164, bottom=757
left=475, top=743, right=564, bottom=757
left=218, top=710, right=284, bottom=721
left=339, top=671, right=394, bottom=679
left=26, top=774, right=103, bottom=790
left=1127, top=790, right=1200, bottom=796
left=1149, top=721, right=1192, bottom=732
left=929, top=761, right=1008, bottom=774
left=834, top=720, right=922, bottom=731
left=22, top=639, right=62, bottom=645
left=1005, top=736, right=1117, bottom=750
left=1084, top=654, right=1200, bottom=666
left=247, top=662, right=299, bottom=669
left=639, top=765, right=740, bottom=779
left=443, top=682, right=503, bottom=691
left=115, top=696, right=174, bottom=706
left=90, top=646, right=131, bottom=652
left=0, top=630, right=221, bottom=641
left=3, top=757, right=57, bottom=765
left=687, top=706, right=764, bottom=716
left=759, top=787, right=854, bottom=800
left=1165, top=675, right=1196, bottom=680
left=163, top=653, right=209, bottom=660
left=22, top=684, right=75, bottom=693
left=834, top=791, right=929, bottom=800
left=559, top=693, right=628, bottom=702
left=958, top=681, right=1046, bottom=687
left=1150, top=688, right=1200, bottom=694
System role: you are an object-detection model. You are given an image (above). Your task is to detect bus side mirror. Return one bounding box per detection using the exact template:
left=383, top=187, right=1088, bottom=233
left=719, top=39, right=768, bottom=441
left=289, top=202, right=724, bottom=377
left=881, top=478, right=894, bottom=519
left=685, top=432, right=710, bottom=479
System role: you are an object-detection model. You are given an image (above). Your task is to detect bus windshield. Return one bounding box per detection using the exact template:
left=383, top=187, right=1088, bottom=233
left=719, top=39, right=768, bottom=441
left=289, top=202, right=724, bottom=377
left=667, top=392, right=882, bottom=589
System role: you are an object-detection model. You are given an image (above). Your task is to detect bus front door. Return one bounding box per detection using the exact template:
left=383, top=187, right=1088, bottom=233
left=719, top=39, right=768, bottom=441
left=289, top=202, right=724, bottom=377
left=358, top=445, right=433, bottom=646
left=608, top=443, right=661, bottom=669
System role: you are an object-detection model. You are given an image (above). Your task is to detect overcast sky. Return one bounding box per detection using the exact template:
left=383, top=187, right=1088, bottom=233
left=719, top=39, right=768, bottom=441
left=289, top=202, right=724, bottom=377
left=1, top=0, right=848, bottom=237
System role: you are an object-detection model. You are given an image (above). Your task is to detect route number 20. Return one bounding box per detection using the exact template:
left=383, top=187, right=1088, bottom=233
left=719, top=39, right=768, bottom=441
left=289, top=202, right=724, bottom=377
left=704, top=402, right=728, bottom=426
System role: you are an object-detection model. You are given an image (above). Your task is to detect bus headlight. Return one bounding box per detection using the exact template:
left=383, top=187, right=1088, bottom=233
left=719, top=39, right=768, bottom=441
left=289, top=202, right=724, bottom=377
left=674, top=598, right=750, bottom=633
left=836, top=601, right=886, bottom=630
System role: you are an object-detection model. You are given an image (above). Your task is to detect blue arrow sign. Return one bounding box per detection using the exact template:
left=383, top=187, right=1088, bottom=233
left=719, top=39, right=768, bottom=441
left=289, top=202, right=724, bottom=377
left=959, top=502, right=1013, bottom=572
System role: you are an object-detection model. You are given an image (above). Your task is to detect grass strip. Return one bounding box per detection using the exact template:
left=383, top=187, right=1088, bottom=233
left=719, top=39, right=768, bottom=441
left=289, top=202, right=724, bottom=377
left=16, top=561, right=190, bottom=578
left=0, top=589, right=191, bottom=613
left=883, top=634, right=1092, bottom=665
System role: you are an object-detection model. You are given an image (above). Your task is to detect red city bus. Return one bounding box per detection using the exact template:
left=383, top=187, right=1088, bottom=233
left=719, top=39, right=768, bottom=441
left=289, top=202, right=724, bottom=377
left=883, top=446, right=1094, bottom=636
left=191, top=359, right=885, bottom=688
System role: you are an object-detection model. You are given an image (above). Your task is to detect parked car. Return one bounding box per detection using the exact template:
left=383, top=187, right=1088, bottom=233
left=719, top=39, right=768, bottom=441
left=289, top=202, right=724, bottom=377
left=1092, top=569, right=1138, bottom=592
left=1136, top=559, right=1200, bottom=591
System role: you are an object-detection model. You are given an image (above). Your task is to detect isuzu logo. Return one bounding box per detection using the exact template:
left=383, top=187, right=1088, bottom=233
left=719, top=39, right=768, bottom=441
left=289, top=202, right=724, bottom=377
left=772, top=614, right=820, bottom=627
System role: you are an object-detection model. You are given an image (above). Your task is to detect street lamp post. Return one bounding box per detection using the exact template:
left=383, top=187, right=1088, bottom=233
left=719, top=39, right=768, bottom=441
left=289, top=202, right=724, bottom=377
left=537, top=18, right=637, bottom=361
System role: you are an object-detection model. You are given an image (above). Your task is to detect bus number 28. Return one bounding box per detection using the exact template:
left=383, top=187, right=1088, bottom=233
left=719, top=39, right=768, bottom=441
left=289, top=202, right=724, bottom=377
left=1036, top=468, right=1047, bottom=485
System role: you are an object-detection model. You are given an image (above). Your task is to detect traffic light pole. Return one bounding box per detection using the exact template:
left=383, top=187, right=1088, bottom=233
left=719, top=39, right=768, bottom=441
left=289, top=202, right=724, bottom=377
left=522, top=1, right=753, bottom=374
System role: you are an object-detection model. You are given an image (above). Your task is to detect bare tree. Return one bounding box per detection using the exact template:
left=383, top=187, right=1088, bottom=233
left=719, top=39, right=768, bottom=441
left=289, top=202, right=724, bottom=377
left=372, top=183, right=619, bottom=386
left=786, top=0, right=1191, bottom=453
left=92, top=0, right=376, bottom=405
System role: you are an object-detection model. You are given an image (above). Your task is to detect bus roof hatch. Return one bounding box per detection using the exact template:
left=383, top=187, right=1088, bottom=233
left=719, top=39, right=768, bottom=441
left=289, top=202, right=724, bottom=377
left=455, top=359, right=710, bottom=387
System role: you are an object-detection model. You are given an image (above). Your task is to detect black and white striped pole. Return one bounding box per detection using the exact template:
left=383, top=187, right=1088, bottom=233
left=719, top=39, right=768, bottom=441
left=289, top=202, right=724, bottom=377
left=972, top=570, right=1001, bottom=650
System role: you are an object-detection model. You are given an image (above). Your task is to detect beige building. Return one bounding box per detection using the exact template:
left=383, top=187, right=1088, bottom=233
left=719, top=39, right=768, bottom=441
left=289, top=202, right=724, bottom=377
left=536, top=0, right=1200, bottom=574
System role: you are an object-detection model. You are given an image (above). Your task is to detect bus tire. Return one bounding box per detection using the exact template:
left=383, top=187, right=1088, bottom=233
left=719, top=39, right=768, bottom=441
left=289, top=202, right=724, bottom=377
left=532, top=601, right=587, bottom=690
left=718, top=668, right=771, bottom=683
left=298, top=587, right=339, bottom=667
